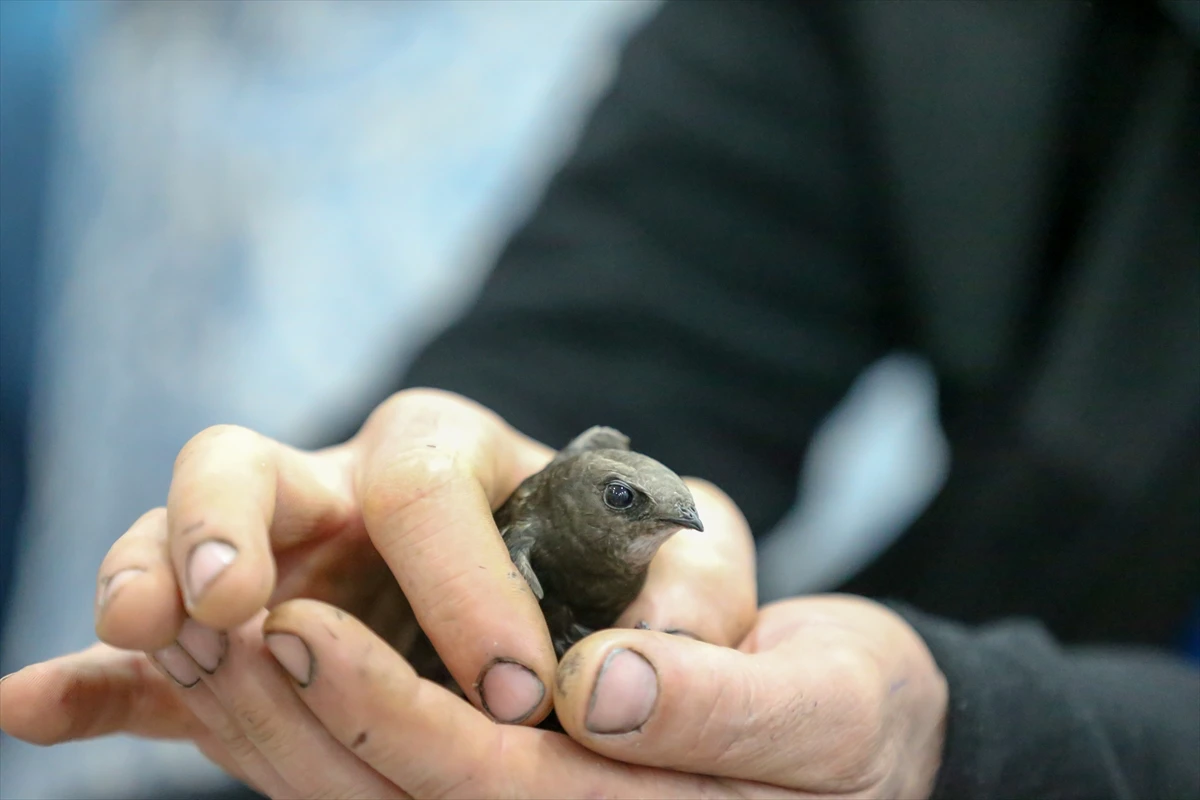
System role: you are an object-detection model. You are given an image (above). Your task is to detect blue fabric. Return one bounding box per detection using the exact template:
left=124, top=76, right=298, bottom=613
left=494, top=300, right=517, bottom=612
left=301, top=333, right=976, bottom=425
left=0, top=0, right=68, bottom=644
left=0, top=4, right=659, bottom=796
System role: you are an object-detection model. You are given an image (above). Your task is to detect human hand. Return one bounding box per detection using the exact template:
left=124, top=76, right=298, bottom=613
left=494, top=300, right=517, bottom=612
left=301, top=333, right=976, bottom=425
left=213, top=592, right=941, bottom=799
left=4, top=590, right=943, bottom=799
left=0, top=389, right=756, bottom=750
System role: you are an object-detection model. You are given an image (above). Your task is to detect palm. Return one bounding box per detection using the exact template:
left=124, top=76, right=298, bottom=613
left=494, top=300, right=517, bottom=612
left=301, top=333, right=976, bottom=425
left=267, top=510, right=415, bottom=649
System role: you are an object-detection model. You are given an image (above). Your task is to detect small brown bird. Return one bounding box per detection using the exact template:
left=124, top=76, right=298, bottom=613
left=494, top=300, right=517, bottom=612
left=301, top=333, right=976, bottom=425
left=406, top=425, right=703, bottom=712
left=498, top=425, right=703, bottom=657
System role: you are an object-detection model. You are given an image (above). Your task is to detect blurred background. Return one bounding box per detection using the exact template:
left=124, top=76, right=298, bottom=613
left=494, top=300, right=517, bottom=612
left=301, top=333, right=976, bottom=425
left=0, top=1, right=948, bottom=797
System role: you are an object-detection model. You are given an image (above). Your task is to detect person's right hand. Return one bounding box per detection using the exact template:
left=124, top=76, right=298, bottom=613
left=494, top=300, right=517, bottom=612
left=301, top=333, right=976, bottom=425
left=1, top=388, right=756, bottom=746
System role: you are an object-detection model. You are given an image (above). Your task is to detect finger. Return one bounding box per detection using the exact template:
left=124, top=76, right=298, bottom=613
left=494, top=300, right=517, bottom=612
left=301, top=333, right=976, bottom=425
left=169, top=611, right=405, bottom=799
left=353, top=390, right=558, bottom=724
left=95, top=508, right=185, bottom=651
left=192, top=730, right=263, bottom=797
left=553, top=627, right=890, bottom=794
left=615, top=478, right=756, bottom=647
left=167, top=424, right=359, bottom=632
left=0, top=644, right=198, bottom=745
left=263, top=599, right=794, bottom=800
left=265, top=598, right=505, bottom=798
left=146, top=636, right=295, bottom=799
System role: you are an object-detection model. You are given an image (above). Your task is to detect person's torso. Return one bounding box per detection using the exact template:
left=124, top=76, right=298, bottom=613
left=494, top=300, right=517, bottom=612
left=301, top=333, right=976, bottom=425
left=836, top=0, right=1199, bottom=647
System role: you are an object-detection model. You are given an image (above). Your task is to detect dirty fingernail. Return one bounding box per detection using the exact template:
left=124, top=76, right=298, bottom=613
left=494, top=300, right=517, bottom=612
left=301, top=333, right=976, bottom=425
left=97, top=568, right=144, bottom=611
left=266, top=633, right=314, bottom=687
left=154, top=644, right=201, bottom=688
left=478, top=660, right=545, bottom=724
left=586, top=648, right=657, bottom=734
left=185, top=540, right=237, bottom=607
left=176, top=618, right=227, bottom=673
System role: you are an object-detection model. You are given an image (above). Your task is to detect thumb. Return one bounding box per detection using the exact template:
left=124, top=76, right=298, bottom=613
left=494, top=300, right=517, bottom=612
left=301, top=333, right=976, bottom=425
left=552, top=628, right=889, bottom=793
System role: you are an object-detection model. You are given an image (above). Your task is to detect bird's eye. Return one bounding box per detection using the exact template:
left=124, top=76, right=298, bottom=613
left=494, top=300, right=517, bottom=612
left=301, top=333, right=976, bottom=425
left=603, top=481, right=636, bottom=510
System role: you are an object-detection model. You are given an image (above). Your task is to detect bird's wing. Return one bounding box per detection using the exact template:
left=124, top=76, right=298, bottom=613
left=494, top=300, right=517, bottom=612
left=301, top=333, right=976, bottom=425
left=553, top=426, right=630, bottom=463
left=504, top=522, right=545, bottom=600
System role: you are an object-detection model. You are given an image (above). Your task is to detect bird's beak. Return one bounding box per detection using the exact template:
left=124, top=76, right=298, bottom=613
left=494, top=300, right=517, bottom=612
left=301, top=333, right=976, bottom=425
left=662, top=505, right=704, bottom=532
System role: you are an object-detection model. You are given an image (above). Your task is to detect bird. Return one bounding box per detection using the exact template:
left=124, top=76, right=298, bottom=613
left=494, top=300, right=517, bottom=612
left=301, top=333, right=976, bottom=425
left=404, top=425, right=703, bottom=721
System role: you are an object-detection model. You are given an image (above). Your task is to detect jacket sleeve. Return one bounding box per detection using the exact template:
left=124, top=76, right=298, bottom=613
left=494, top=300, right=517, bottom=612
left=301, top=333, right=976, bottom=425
left=892, top=604, right=1200, bottom=800
left=399, top=0, right=892, bottom=535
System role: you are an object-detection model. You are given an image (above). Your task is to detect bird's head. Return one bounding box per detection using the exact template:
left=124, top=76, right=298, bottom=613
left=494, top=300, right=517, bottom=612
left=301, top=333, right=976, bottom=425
left=561, top=449, right=704, bottom=567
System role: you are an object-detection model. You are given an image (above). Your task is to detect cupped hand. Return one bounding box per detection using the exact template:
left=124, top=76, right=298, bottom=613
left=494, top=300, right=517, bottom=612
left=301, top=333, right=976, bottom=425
left=9, top=592, right=942, bottom=799
left=232, top=592, right=941, bottom=800
left=81, top=387, right=565, bottom=723
left=0, top=389, right=756, bottom=748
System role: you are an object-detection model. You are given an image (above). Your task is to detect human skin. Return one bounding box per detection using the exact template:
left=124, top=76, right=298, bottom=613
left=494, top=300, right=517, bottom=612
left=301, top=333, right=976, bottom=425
left=0, top=389, right=946, bottom=798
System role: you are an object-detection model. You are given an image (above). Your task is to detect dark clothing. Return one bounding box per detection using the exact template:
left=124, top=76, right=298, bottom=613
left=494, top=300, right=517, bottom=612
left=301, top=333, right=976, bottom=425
left=390, top=1, right=1199, bottom=798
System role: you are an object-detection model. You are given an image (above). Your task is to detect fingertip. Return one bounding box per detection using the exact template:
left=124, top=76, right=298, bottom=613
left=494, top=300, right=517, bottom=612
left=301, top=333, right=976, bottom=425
left=95, top=568, right=186, bottom=651
left=476, top=658, right=549, bottom=726
left=553, top=629, right=737, bottom=740
left=553, top=629, right=660, bottom=724
left=181, top=538, right=276, bottom=631
left=582, top=647, right=658, bottom=735
left=0, top=651, right=119, bottom=746
left=165, top=426, right=282, bottom=630
left=0, top=665, right=57, bottom=745
left=476, top=642, right=555, bottom=728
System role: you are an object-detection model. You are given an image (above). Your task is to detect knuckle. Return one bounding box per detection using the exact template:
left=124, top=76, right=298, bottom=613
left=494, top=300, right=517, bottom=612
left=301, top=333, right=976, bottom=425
left=306, top=784, right=356, bottom=800
left=101, top=508, right=168, bottom=568
left=367, top=388, right=465, bottom=435
left=396, top=729, right=500, bottom=800
left=131, top=506, right=169, bottom=534
left=677, top=665, right=754, bottom=766
left=229, top=697, right=291, bottom=755
left=360, top=449, right=469, bottom=528
left=454, top=733, right=511, bottom=800
left=367, top=391, right=419, bottom=430
left=818, top=647, right=891, bottom=784
left=418, top=557, right=480, bottom=617
left=206, top=709, right=261, bottom=763
left=174, top=424, right=255, bottom=473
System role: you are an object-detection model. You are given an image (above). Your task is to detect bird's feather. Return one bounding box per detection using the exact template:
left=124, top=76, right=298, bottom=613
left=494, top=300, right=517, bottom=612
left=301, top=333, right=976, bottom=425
left=553, top=425, right=630, bottom=463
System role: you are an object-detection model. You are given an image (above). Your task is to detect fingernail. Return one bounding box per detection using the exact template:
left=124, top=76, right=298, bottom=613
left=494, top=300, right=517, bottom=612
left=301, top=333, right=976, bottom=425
left=185, top=540, right=237, bottom=607
left=477, top=659, right=545, bottom=724
left=176, top=618, right=227, bottom=673
left=586, top=648, right=658, bottom=734
left=153, top=644, right=202, bottom=688
left=97, top=568, right=144, bottom=611
left=266, top=633, right=314, bottom=687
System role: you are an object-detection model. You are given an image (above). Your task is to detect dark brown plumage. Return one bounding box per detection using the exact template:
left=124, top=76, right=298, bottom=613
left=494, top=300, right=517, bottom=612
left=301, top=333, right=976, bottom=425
left=499, top=425, right=703, bottom=657
left=405, top=426, right=703, bottom=722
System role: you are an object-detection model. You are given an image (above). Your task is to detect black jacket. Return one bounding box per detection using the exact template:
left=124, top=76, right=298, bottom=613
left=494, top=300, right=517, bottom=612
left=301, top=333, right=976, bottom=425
left=389, top=2, right=1200, bottom=797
